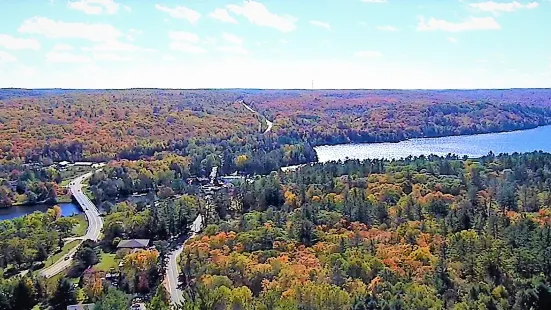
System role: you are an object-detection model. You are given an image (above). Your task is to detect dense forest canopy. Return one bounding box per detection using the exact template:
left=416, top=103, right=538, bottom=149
left=242, top=89, right=551, bottom=145
left=181, top=152, right=551, bottom=309
left=1, top=89, right=551, bottom=164
left=2, top=89, right=551, bottom=309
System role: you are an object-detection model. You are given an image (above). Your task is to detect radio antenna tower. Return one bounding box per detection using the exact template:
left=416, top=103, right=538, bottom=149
left=311, top=80, right=314, bottom=90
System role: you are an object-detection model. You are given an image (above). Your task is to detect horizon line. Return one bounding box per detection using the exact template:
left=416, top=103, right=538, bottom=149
left=2, top=87, right=551, bottom=91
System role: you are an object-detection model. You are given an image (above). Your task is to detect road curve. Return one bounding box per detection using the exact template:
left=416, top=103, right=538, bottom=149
left=40, top=170, right=104, bottom=278
left=166, top=214, right=203, bottom=305
left=242, top=102, right=273, bottom=134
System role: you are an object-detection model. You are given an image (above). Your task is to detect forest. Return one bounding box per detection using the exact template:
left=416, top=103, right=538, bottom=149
left=1, top=88, right=551, bottom=165
left=242, top=89, right=551, bottom=145
left=1, top=89, right=551, bottom=309
left=178, top=152, right=551, bottom=309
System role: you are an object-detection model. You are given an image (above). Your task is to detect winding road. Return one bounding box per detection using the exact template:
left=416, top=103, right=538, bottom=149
left=242, top=102, right=273, bottom=134
left=165, top=214, right=204, bottom=305
left=40, top=170, right=104, bottom=278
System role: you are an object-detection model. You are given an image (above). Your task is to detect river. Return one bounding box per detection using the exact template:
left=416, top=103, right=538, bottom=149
left=0, top=202, right=82, bottom=221
left=314, top=125, right=551, bottom=162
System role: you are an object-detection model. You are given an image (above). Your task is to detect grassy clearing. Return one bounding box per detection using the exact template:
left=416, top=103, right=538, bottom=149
left=42, top=240, right=81, bottom=269
left=59, top=166, right=93, bottom=182
left=71, top=214, right=88, bottom=236
left=60, top=179, right=71, bottom=187
left=96, top=252, right=120, bottom=272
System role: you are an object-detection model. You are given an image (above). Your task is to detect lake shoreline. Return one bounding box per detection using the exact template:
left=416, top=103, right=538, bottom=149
left=0, top=202, right=82, bottom=221
left=311, top=123, right=548, bottom=148
left=313, top=124, right=551, bottom=163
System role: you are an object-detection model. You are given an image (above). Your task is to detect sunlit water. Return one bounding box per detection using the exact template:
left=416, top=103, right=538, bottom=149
left=0, top=202, right=81, bottom=221
left=314, top=125, right=551, bottom=162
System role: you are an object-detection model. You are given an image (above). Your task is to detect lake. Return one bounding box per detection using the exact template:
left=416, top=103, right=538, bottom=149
left=314, top=125, right=551, bottom=162
left=0, top=202, right=82, bottom=221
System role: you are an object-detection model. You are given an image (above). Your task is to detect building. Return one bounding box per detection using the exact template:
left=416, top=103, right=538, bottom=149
left=116, top=239, right=150, bottom=249
left=67, top=304, right=95, bottom=310
left=58, top=161, right=70, bottom=168
left=74, top=162, right=94, bottom=167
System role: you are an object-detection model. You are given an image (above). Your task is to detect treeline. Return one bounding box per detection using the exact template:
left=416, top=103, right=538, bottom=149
left=179, top=152, right=551, bottom=309
left=0, top=89, right=318, bottom=177
left=0, top=207, right=78, bottom=272
left=5, top=89, right=551, bottom=176
left=243, top=89, right=551, bottom=146
left=0, top=163, right=61, bottom=207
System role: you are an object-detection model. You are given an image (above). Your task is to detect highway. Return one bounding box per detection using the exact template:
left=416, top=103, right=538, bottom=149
left=40, top=170, right=104, bottom=278
left=165, top=214, right=203, bottom=305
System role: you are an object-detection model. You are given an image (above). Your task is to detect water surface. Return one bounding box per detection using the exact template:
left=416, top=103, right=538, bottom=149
left=315, top=125, right=551, bottom=162
left=0, top=202, right=81, bottom=221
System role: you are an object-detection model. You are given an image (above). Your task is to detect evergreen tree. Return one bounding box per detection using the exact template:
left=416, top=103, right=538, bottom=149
left=50, top=279, right=77, bottom=310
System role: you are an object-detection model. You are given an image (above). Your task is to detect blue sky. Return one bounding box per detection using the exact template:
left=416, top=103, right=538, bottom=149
left=0, top=0, right=550, bottom=89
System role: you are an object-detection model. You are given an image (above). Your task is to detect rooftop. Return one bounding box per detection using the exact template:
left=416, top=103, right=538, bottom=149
left=117, top=239, right=150, bottom=249
left=67, top=304, right=95, bottom=310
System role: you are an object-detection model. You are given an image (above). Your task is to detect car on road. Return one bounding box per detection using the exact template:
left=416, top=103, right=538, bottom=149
left=64, top=256, right=71, bottom=260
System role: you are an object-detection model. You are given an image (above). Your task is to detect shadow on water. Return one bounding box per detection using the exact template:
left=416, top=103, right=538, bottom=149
left=0, top=202, right=82, bottom=221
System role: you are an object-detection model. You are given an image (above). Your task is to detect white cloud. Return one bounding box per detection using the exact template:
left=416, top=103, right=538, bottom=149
left=126, top=29, right=142, bottom=41
left=470, top=1, right=539, bottom=13
left=417, top=16, right=501, bottom=32
left=162, top=55, right=176, bottom=61
left=217, top=45, right=248, bottom=55
left=19, top=17, right=122, bottom=42
left=68, top=0, right=121, bottom=15
left=85, top=40, right=149, bottom=52
left=204, top=37, right=217, bottom=45
left=209, top=8, right=238, bottom=24
left=93, top=53, right=132, bottom=61
left=309, top=20, right=331, bottom=31
left=218, top=33, right=248, bottom=54
left=448, top=37, right=458, bottom=43
left=155, top=4, right=201, bottom=24
left=46, top=51, right=91, bottom=63
left=376, top=25, right=398, bottom=31
left=168, top=31, right=205, bottom=53
left=0, top=34, right=40, bottom=50
left=53, top=43, right=74, bottom=51
left=226, top=1, right=297, bottom=32
left=169, top=31, right=199, bottom=43
left=4, top=56, right=550, bottom=89
left=0, top=51, right=17, bottom=62
left=222, top=33, right=244, bottom=45
left=354, top=50, right=383, bottom=58
left=169, top=41, right=206, bottom=54
left=279, top=39, right=288, bottom=44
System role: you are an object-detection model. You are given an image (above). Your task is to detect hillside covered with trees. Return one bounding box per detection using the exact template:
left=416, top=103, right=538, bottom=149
left=1, top=89, right=551, bottom=309
left=243, top=89, right=551, bottom=145
left=1, top=89, right=551, bottom=165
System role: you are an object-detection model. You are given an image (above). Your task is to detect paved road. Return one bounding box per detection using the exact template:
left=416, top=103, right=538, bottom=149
left=40, top=170, right=104, bottom=278
left=166, top=214, right=203, bottom=305
left=242, top=102, right=273, bottom=134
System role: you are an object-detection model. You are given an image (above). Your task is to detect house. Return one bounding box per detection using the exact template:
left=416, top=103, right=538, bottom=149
left=58, top=161, right=70, bottom=168
left=74, top=162, right=94, bottom=167
left=117, top=239, right=150, bottom=249
left=67, top=304, right=95, bottom=310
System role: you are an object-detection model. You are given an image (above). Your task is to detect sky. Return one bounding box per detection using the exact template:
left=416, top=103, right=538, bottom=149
left=0, top=0, right=550, bottom=89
